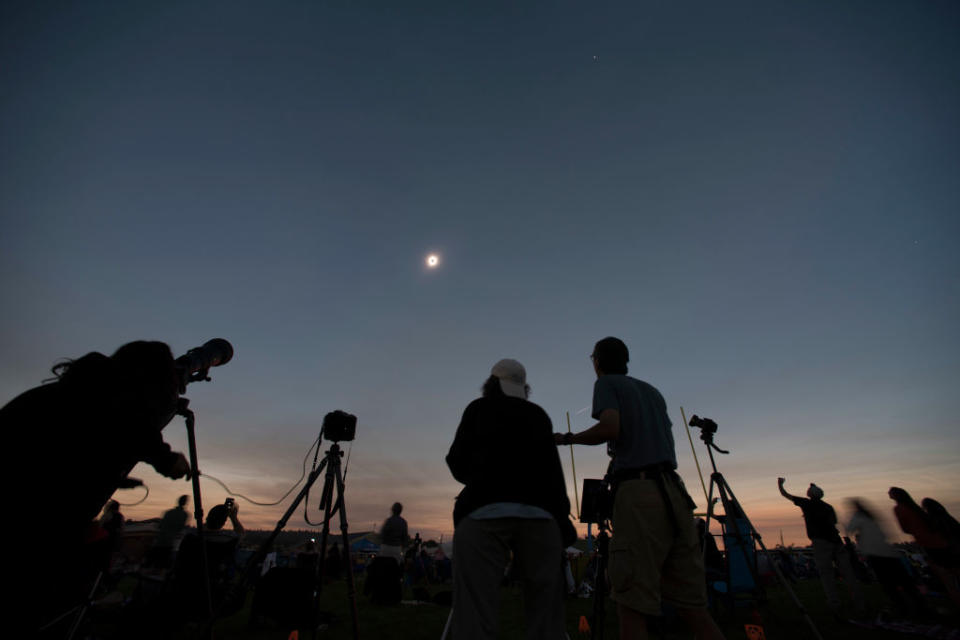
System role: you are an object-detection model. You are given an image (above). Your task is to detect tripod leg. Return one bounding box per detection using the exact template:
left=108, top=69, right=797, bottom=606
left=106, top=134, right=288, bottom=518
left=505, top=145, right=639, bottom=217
left=182, top=409, right=214, bottom=625
left=592, top=527, right=609, bottom=640
left=311, top=463, right=338, bottom=640
left=439, top=607, right=453, bottom=640
left=702, top=474, right=718, bottom=562
left=63, top=570, right=102, bottom=640
left=314, top=466, right=336, bottom=588
left=334, top=458, right=361, bottom=640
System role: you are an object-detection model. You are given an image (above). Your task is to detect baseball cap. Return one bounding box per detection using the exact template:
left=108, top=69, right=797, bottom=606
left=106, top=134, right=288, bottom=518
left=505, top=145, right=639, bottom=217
left=491, top=359, right=527, bottom=399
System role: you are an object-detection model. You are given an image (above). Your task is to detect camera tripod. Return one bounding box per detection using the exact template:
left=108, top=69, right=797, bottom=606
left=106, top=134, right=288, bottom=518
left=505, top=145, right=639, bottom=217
left=310, top=440, right=360, bottom=640
left=696, top=424, right=823, bottom=640
left=203, top=439, right=359, bottom=640
left=179, top=399, right=215, bottom=622
left=576, top=477, right=613, bottom=640
left=589, top=518, right=611, bottom=640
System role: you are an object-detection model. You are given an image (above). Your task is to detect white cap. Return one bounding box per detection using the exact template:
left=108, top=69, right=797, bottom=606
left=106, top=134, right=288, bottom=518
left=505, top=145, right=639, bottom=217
left=491, top=359, right=527, bottom=399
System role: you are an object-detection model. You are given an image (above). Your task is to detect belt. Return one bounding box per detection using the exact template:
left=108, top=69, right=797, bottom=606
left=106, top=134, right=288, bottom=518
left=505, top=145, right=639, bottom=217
left=611, top=463, right=680, bottom=533
left=611, top=462, right=675, bottom=482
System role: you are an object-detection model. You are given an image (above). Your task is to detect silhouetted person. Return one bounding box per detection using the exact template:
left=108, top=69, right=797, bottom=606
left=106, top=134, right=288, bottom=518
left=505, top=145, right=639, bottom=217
left=778, top=478, right=865, bottom=617
left=172, top=501, right=246, bottom=620
left=843, top=536, right=872, bottom=583
left=3, top=341, right=191, bottom=630
left=447, top=359, right=575, bottom=640
left=4, top=342, right=190, bottom=536
left=147, top=494, right=190, bottom=569
left=295, top=539, right=319, bottom=573
left=846, top=498, right=927, bottom=618
left=326, top=542, right=343, bottom=580
left=379, top=502, right=408, bottom=563
left=434, top=546, right=452, bottom=583
left=560, top=338, right=725, bottom=640
left=99, top=499, right=124, bottom=551
left=91, top=499, right=124, bottom=587
left=890, top=487, right=960, bottom=606
left=922, top=498, right=960, bottom=559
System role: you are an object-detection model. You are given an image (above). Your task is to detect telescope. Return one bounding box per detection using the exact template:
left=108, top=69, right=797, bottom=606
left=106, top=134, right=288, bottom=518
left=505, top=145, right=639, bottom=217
left=175, top=338, right=233, bottom=392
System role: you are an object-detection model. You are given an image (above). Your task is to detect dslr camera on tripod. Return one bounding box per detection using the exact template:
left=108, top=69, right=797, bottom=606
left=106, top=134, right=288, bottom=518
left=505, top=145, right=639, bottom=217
left=688, top=414, right=718, bottom=435
left=322, top=410, right=357, bottom=442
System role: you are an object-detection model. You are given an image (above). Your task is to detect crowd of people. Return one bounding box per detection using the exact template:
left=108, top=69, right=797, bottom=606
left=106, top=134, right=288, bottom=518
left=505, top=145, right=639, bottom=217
left=777, top=478, right=960, bottom=621
left=5, top=336, right=958, bottom=639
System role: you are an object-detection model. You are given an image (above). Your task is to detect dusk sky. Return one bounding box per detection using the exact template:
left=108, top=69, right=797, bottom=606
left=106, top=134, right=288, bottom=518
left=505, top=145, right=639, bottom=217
left=2, top=1, right=958, bottom=547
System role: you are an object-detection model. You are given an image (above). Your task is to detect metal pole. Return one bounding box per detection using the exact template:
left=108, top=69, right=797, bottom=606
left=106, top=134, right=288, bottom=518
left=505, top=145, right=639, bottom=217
left=566, top=411, right=580, bottom=519
left=180, top=400, right=214, bottom=623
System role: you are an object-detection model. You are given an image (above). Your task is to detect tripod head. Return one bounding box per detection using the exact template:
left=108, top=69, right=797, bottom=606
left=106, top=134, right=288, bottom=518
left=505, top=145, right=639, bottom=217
left=688, top=414, right=729, bottom=455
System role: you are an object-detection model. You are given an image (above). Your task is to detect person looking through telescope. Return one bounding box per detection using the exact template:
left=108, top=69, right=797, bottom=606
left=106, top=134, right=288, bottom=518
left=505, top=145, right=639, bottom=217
left=3, top=342, right=191, bottom=533
left=556, top=337, right=725, bottom=640
left=2, top=340, right=198, bottom=627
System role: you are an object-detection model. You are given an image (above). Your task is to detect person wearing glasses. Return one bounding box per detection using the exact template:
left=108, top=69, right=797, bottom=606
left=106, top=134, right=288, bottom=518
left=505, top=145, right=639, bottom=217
left=557, top=337, right=724, bottom=640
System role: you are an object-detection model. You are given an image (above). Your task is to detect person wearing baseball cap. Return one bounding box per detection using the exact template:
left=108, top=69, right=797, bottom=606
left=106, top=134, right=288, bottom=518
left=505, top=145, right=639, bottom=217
left=558, top=337, right=725, bottom=640
left=779, top=477, right=865, bottom=616
left=446, top=358, right=575, bottom=640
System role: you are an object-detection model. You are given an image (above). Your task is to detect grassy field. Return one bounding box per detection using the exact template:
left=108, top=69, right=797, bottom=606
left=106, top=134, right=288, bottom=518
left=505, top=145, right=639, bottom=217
left=81, top=570, right=959, bottom=640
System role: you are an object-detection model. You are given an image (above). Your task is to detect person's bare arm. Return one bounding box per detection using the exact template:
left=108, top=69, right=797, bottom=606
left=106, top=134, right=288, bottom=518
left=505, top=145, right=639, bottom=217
left=228, top=503, right=245, bottom=537
left=777, top=477, right=799, bottom=501
left=555, top=409, right=620, bottom=446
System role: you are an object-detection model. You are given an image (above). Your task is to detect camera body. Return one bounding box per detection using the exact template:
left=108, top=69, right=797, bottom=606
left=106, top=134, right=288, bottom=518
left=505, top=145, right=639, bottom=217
left=323, top=410, right=357, bottom=442
left=688, top=414, right=718, bottom=435
left=580, top=478, right=614, bottom=524
left=225, top=497, right=235, bottom=511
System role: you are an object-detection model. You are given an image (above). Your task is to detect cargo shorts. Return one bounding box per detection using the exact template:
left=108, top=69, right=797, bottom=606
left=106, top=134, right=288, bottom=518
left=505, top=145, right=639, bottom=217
left=608, top=475, right=708, bottom=615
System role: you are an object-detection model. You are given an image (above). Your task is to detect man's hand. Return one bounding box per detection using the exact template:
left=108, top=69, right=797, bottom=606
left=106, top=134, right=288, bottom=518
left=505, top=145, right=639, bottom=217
left=555, top=411, right=620, bottom=448
left=778, top=477, right=786, bottom=485
left=164, top=453, right=191, bottom=480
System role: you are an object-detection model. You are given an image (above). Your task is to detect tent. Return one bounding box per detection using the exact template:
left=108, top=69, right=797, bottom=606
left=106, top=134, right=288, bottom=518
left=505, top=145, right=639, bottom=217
left=350, top=537, right=380, bottom=553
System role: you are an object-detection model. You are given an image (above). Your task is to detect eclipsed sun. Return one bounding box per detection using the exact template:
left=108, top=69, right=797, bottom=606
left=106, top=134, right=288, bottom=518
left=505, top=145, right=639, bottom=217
left=426, top=254, right=440, bottom=268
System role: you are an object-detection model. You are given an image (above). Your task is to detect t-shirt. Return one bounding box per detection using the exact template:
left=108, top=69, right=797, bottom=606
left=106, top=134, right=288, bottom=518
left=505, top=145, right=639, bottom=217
left=381, top=514, right=408, bottom=547
left=591, top=375, right=676, bottom=472
left=790, top=497, right=841, bottom=543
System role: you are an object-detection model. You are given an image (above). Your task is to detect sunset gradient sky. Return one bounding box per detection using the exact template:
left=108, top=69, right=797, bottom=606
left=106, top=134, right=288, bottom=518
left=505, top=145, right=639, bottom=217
left=2, top=1, right=958, bottom=547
